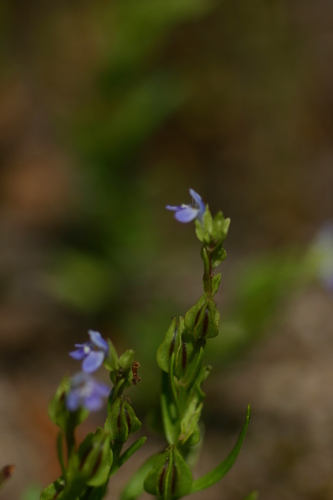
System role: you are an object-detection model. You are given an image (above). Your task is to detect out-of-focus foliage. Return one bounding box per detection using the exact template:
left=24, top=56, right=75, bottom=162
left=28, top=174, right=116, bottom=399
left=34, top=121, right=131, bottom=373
left=45, top=0, right=214, bottom=318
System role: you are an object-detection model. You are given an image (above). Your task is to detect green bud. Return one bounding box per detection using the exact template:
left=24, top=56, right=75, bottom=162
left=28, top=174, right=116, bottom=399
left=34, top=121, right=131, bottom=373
left=195, top=208, right=230, bottom=250
left=105, top=397, right=141, bottom=442
left=119, top=350, right=135, bottom=372
left=212, top=211, right=230, bottom=243
left=144, top=446, right=193, bottom=499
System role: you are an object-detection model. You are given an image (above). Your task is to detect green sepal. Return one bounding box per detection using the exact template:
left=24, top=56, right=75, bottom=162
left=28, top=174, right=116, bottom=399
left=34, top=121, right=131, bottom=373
left=156, top=318, right=179, bottom=373
left=195, top=207, right=214, bottom=245
left=144, top=445, right=193, bottom=499
left=186, top=296, right=220, bottom=341
left=105, top=397, right=141, bottom=442
left=195, top=208, right=230, bottom=246
left=211, top=273, right=222, bottom=295
left=48, top=376, right=88, bottom=432
left=104, top=339, right=119, bottom=372
left=212, top=212, right=230, bottom=243
left=76, top=428, right=112, bottom=487
left=184, top=294, right=207, bottom=336
left=40, top=477, right=65, bottom=500
left=190, top=404, right=251, bottom=493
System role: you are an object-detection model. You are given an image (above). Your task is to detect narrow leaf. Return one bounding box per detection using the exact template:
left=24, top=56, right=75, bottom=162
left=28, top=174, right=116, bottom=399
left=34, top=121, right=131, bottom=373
left=190, top=404, right=251, bottom=493
left=112, top=437, right=147, bottom=474
left=120, top=453, right=160, bottom=500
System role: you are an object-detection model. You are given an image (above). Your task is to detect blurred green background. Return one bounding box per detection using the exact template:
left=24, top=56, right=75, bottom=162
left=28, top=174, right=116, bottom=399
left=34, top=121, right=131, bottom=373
left=1, top=1, right=333, bottom=499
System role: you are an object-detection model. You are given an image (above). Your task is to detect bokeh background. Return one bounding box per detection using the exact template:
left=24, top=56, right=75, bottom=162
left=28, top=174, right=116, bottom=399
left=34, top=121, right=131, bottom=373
left=1, top=1, right=333, bottom=499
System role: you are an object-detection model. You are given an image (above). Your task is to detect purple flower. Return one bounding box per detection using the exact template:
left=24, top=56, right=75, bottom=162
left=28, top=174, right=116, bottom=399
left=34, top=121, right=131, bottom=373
left=166, top=188, right=205, bottom=223
left=70, top=330, right=109, bottom=373
left=66, top=372, right=110, bottom=412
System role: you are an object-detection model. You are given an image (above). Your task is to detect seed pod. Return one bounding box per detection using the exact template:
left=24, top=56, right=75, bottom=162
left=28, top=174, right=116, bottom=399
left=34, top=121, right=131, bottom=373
left=144, top=445, right=193, bottom=499
left=104, top=397, right=141, bottom=442
left=77, top=428, right=112, bottom=487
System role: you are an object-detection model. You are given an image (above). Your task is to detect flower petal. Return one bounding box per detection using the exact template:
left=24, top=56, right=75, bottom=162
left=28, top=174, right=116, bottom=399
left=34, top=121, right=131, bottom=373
left=69, top=348, right=87, bottom=360
left=83, top=394, right=104, bottom=411
left=93, top=381, right=110, bottom=397
left=88, top=330, right=109, bottom=353
left=82, top=351, right=105, bottom=373
left=189, top=188, right=205, bottom=217
left=165, top=204, right=183, bottom=211
left=174, top=206, right=199, bottom=223
left=66, top=389, right=80, bottom=411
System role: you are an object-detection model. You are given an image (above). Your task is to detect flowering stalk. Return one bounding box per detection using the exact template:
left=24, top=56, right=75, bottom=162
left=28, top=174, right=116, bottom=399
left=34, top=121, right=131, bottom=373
left=122, top=189, right=251, bottom=500
left=41, top=335, right=144, bottom=500
left=39, top=189, right=252, bottom=500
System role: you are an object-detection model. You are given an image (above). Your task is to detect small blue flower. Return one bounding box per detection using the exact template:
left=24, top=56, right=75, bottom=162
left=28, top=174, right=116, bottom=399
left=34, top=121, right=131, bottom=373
left=166, top=188, right=205, bottom=223
left=70, top=330, right=109, bottom=374
left=66, top=372, right=110, bottom=412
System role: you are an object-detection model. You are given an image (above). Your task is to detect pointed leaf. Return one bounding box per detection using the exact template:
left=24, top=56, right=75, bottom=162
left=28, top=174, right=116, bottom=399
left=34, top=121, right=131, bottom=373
left=190, top=404, right=251, bottom=493
left=120, top=453, right=161, bottom=500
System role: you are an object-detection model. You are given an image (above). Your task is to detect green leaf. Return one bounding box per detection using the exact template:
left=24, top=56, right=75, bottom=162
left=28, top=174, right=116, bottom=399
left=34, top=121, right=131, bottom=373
left=160, top=372, right=178, bottom=445
left=211, top=244, right=227, bottom=269
left=116, top=437, right=147, bottom=471
left=120, top=453, right=160, bottom=500
left=211, top=273, right=222, bottom=295
left=190, top=404, right=251, bottom=493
